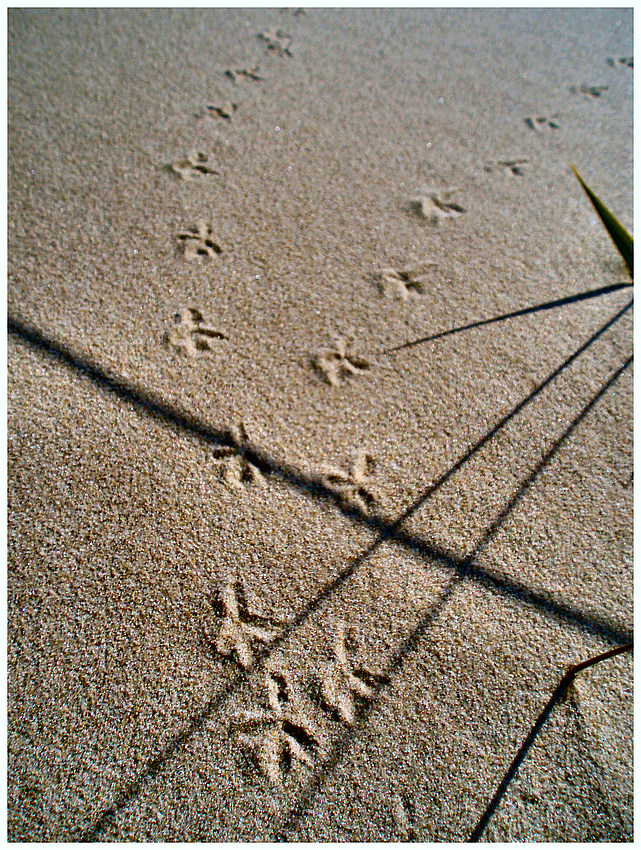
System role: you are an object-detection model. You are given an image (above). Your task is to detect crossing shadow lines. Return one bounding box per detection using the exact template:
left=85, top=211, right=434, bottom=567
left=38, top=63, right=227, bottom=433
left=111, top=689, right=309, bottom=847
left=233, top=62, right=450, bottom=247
left=8, top=303, right=633, bottom=649
left=274, top=352, right=633, bottom=840
left=8, top=295, right=632, bottom=535
left=8, top=302, right=633, bottom=839
left=385, top=281, right=632, bottom=353
left=77, top=533, right=391, bottom=840
left=398, top=352, right=634, bottom=645
left=372, top=297, right=632, bottom=537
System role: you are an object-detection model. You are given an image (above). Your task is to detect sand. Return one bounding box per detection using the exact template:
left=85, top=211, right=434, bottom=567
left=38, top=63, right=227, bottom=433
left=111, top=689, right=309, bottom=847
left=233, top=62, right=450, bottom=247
left=7, top=7, right=633, bottom=842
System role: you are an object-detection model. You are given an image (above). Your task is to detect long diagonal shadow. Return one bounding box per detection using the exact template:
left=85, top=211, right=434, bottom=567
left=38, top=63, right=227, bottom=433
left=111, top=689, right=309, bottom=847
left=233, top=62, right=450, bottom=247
left=274, top=353, right=633, bottom=840
left=7, top=304, right=633, bottom=839
left=392, top=357, right=634, bottom=641
left=386, top=281, right=633, bottom=352
left=8, top=302, right=632, bottom=647
left=469, top=641, right=633, bottom=842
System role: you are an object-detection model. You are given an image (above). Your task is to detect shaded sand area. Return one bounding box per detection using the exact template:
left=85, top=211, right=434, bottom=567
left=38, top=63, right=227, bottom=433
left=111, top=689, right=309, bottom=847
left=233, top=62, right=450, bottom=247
left=7, top=7, right=633, bottom=841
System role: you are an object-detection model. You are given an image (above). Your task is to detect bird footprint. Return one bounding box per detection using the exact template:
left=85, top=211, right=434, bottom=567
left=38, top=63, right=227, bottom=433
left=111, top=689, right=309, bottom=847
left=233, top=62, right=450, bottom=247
left=379, top=261, right=437, bottom=300
left=320, top=621, right=388, bottom=725
left=233, top=671, right=324, bottom=784
left=317, top=451, right=381, bottom=514
left=410, top=187, right=465, bottom=223
left=163, top=307, right=227, bottom=356
left=176, top=220, right=223, bottom=260
left=312, top=337, right=371, bottom=387
left=206, top=576, right=283, bottom=669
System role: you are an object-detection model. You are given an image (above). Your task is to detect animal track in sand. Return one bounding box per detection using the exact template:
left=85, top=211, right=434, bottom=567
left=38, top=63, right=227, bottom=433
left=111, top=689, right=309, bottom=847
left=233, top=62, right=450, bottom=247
left=317, top=451, right=381, bottom=514
left=198, top=100, right=238, bottom=121
left=320, top=621, right=388, bottom=726
left=607, top=56, right=633, bottom=68
left=312, top=337, right=371, bottom=386
left=410, top=187, right=465, bottom=223
left=379, top=261, right=437, bottom=300
left=163, top=307, right=227, bottom=356
left=225, top=64, right=262, bottom=82
left=570, top=83, right=609, bottom=99
left=167, top=150, right=219, bottom=181
left=206, top=576, right=283, bottom=669
left=484, top=158, right=530, bottom=177
left=524, top=114, right=560, bottom=131
left=258, top=26, right=293, bottom=56
left=233, top=671, right=324, bottom=784
left=211, top=422, right=265, bottom=489
left=176, top=220, right=223, bottom=260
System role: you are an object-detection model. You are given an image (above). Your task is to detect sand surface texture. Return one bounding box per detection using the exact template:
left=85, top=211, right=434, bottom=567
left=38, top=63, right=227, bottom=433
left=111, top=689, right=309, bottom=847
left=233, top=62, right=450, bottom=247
left=8, top=8, right=633, bottom=842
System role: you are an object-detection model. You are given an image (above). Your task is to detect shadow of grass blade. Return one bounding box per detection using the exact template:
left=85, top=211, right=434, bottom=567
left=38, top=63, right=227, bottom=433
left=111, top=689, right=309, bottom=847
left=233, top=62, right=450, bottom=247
left=570, top=164, right=633, bottom=277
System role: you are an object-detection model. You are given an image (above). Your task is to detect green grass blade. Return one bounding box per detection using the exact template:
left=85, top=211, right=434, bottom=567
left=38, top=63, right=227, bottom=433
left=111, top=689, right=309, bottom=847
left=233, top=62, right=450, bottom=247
left=570, top=164, right=633, bottom=277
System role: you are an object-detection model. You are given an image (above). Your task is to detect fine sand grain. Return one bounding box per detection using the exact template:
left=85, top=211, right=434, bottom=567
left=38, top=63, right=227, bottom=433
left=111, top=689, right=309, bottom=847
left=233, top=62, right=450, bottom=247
left=8, top=7, right=632, bottom=841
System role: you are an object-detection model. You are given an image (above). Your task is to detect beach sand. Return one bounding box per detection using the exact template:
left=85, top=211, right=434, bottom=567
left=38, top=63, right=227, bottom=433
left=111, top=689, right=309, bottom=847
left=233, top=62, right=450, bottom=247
left=7, top=7, right=633, bottom=841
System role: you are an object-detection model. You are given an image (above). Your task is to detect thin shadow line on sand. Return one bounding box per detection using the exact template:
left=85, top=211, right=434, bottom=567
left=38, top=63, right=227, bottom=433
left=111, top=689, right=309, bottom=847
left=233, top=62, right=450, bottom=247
left=469, top=641, right=633, bottom=842
left=275, top=572, right=464, bottom=841
left=8, top=303, right=632, bottom=648
left=7, top=304, right=633, bottom=839
left=386, top=281, right=632, bottom=353
left=275, top=353, right=633, bottom=840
